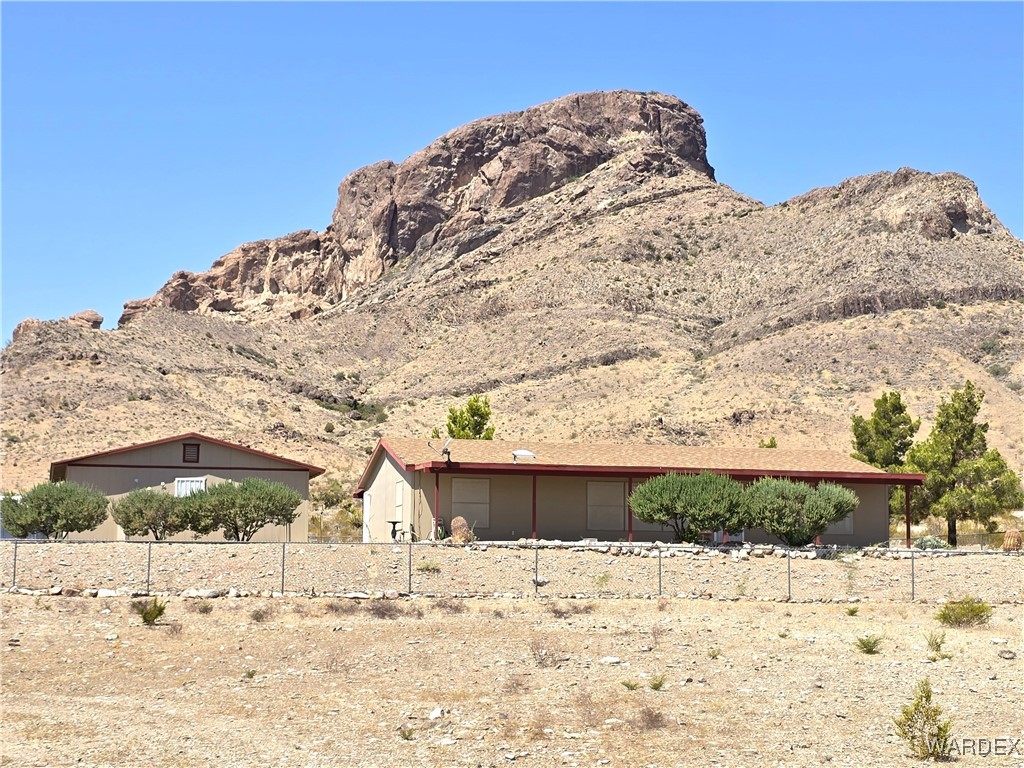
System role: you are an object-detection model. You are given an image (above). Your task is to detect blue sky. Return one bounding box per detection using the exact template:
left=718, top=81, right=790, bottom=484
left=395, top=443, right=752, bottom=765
left=3, top=2, right=1022, bottom=343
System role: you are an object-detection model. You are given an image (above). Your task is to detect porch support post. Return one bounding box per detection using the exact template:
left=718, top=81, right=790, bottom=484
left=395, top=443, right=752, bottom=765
left=434, top=471, right=440, bottom=541
left=904, top=484, right=912, bottom=549
left=531, top=474, right=537, bottom=539
left=627, top=477, right=634, bottom=543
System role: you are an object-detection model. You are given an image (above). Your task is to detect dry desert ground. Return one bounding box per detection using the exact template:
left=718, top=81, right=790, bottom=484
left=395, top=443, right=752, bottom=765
left=2, top=582, right=1022, bottom=767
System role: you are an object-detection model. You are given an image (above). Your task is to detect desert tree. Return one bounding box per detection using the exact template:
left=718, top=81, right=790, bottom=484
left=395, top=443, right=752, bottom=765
left=0, top=481, right=109, bottom=540
left=851, top=391, right=920, bottom=471
left=184, top=478, right=302, bottom=542
left=628, top=472, right=747, bottom=543
left=905, top=381, right=1022, bottom=546
left=744, top=478, right=858, bottom=547
left=432, top=394, right=496, bottom=440
left=111, top=488, right=188, bottom=540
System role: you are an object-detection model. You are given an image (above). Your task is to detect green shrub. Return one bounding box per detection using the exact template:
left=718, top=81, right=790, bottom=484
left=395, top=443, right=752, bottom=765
left=855, top=634, right=883, bottom=654
left=1, top=481, right=109, bottom=539
left=621, top=680, right=640, bottom=691
left=195, top=600, right=214, bottom=615
left=131, top=598, right=167, bottom=626
left=744, top=478, right=858, bottom=546
left=415, top=560, right=440, bottom=574
left=648, top=674, right=666, bottom=691
left=629, top=472, right=747, bottom=543
left=893, top=678, right=953, bottom=759
left=936, top=596, right=992, bottom=627
left=914, top=535, right=950, bottom=550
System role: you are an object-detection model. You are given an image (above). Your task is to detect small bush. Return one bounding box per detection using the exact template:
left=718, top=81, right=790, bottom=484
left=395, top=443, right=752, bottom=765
left=893, top=678, right=953, bottom=759
left=195, top=600, right=214, bottom=615
left=707, top=647, right=721, bottom=660
left=367, top=601, right=403, bottom=620
left=250, top=605, right=275, bottom=623
left=936, top=596, right=993, bottom=627
left=548, top=602, right=594, bottom=619
left=243, top=668, right=257, bottom=680
left=131, top=598, right=166, bottom=626
left=433, top=599, right=467, bottom=615
left=846, top=606, right=860, bottom=616
left=914, top=536, right=950, bottom=550
left=925, top=631, right=952, bottom=661
left=325, top=600, right=360, bottom=615
left=621, top=680, right=640, bottom=691
left=528, top=637, right=563, bottom=668
left=399, top=727, right=414, bottom=741
left=648, top=674, right=666, bottom=691
left=416, top=560, right=441, bottom=574
left=855, top=634, right=883, bottom=654
left=635, top=706, right=668, bottom=730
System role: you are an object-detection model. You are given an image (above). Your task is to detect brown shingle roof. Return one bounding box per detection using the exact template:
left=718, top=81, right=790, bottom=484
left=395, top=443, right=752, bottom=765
left=356, top=437, right=925, bottom=493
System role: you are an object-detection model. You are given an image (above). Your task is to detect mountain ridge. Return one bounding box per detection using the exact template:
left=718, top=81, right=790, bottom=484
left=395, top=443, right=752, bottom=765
left=3, top=90, right=1022, bottom=493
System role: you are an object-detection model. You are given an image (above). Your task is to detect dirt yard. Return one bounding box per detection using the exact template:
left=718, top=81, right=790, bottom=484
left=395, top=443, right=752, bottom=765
left=2, top=591, right=1021, bottom=768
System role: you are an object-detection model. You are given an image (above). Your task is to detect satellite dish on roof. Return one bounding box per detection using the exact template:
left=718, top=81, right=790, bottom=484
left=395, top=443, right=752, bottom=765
left=512, top=449, right=536, bottom=464
left=442, top=437, right=453, bottom=451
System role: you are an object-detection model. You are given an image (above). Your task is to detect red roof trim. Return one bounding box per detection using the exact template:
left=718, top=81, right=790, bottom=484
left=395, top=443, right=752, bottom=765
left=410, top=462, right=925, bottom=484
left=50, top=432, right=325, bottom=480
left=353, top=442, right=925, bottom=495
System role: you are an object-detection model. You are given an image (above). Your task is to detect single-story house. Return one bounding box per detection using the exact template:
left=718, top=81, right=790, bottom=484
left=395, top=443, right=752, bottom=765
left=50, top=433, right=325, bottom=541
left=355, top=437, right=925, bottom=546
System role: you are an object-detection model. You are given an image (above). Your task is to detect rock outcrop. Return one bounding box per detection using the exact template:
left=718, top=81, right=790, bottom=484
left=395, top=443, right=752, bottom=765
left=119, top=91, right=713, bottom=325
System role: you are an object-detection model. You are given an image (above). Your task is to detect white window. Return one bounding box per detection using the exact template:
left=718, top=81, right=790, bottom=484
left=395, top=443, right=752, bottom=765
left=452, top=478, right=490, bottom=529
left=588, top=481, right=625, bottom=531
left=174, top=477, right=206, bottom=497
left=393, top=480, right=404, bottom=523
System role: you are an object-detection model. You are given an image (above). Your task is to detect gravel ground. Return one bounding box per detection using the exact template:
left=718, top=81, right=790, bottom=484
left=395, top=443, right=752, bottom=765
left=2, top=544, right=1024, bottom=765
left=2, top=592, right=1022, bottom=768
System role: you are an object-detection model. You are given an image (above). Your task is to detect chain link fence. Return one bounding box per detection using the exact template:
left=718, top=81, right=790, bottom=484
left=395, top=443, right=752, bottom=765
left=0, top=540, right=1020, bottom=603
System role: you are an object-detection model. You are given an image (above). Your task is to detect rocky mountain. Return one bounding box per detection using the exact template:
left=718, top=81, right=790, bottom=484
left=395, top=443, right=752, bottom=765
left=3, top=90, right=1023, bottom=493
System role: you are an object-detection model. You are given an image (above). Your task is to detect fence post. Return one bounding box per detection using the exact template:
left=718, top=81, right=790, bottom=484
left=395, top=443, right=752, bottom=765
left=787, top=550, right=792, bottom=602
left=407, top=540, right=413, bottom=594
left=657, top=547, right=663, bottom=596
left=534, top=547, right=539, bottom=595
left=910, top=547, right=915, bottom=602
left=280, top=542, right=286, bottom=595
left=146, top=542, right=152, bottom=594
left=11, top=540, right=18, bottom=587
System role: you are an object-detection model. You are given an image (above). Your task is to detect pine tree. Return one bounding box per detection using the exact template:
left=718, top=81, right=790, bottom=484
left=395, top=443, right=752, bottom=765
left=905, top=381, right=1023, bottom=546
left=432, top=394, right=496, bottom=440
left=851, top=391, right=920, bottom=471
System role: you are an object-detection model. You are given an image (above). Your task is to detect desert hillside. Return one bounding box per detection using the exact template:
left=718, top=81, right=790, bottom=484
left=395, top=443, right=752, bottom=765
left=2, top=90, right=1022, bottom=492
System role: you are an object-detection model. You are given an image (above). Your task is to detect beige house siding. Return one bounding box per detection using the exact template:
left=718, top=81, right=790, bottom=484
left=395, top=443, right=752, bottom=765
left=60, top=437, right=312, bottom=542
left=362, top=452, right=417, bottom=542
left=362, top=469, right=891, bottom=547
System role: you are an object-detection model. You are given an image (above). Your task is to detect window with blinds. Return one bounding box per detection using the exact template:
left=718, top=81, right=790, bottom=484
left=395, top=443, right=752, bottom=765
left=452, top=477, right=490, bottom=529
left=587, top=481, right=625, bottom=531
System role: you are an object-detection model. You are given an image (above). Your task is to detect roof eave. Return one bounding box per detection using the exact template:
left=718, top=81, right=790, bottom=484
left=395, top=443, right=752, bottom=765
left=406, top=461, right=925, bottom=485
